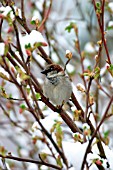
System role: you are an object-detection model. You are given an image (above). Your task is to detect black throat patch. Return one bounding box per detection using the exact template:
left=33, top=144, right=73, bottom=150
left=47, top=76, right=59, bottom=85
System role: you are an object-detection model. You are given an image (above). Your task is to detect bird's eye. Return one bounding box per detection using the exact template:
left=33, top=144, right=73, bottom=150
left=50, top=67, right=53, bottom=71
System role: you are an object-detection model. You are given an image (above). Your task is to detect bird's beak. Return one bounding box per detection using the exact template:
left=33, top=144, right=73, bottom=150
left=41, top=69, right=47, bottom=75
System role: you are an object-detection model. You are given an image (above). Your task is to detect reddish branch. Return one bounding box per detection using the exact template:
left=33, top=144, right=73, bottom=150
left=92, top=0, right=111, bottom=64
left=38, top=0, right=52, bottom=32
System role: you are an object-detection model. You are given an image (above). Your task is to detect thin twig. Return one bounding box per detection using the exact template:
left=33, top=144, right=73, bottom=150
left=85, top=77, right=93, bottom=121
left=38, top=0, right=52, bottom=31
left=0, top=154, right=61, bottom=170
left=0, top=103, right=31, bottom=135
left=92, top=0, right=111, bottom=64
left=0, top=19, right=3, bottom=41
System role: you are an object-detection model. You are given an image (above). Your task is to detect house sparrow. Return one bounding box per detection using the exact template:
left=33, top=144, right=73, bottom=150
left=41, top=64, right=72, bottom=106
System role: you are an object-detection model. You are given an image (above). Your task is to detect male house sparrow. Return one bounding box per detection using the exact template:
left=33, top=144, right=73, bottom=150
left=41, top=64, right=72, bottom=106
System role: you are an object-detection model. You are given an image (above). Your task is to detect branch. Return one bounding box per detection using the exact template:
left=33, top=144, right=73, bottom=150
left=81, top=95, right=113, bottom=169
left=71, top=92, right=85, bottom=122
left=21, top=0, right=25, bottom=20
left=0, top=154, right=61, bottom=170
left=0, top=19, right=3, bottom=41
left=0, top=103, right=31, bottom=135
left=92, top=0, right=111, bottom=64
left=85, top=77, right=93, bottom=121
left=38, top=0, right=52, bottom=32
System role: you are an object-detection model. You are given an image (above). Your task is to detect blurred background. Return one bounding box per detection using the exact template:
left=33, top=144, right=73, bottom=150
left=0, top=0, right=113, bottom=169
